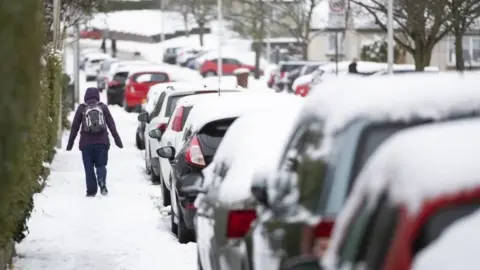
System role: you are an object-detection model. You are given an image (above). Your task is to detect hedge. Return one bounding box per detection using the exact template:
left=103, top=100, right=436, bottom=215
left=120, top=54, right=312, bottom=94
left=0, top=0, right=63, bottom=267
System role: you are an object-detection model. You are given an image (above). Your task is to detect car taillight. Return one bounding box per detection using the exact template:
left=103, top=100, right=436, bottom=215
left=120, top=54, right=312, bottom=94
left=158, top=123, right=167, bottom=132
left=186, top=203, right=196, bottom=209
left=226, top=210, right=256, bottom=238
left=280, top=71, right=286, bottom=78
left=313, top=219, right=334, bottom=257
left=172, top=106, right=184, bottom=132
left=185, top=135, right=206, bottom=167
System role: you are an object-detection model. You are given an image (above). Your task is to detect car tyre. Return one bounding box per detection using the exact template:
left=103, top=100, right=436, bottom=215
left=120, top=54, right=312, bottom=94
left=135, top=133, right=145, bottom=150
left=145, top=150, right=152, bottom=175
left=150, top=173, right=160, bottom=185
left=197, top=251, right=203, bottom=270
left=203, top=71, right=216, bottom=77
left=171, top=188, right=178, bottom=235
left=177, top=196, right=195, bottom=244
left=161, top=174, right=171, bottom=206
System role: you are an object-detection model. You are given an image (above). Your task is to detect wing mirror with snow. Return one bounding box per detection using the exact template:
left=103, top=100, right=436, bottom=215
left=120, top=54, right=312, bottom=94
left=137, top=112, right=149, bottom=123
left=251, top=175, right=269, bottom=207
left=156, top=146, right=175, bottom=160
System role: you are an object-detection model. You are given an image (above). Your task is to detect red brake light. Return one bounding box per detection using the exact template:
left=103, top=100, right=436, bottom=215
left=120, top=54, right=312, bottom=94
left=314, top=219, right=334, bottom=238
left=226, top=210, right=256, bottom=238
left=186, top=203, right=196, bottom=209
left=185, top=135, right=206, bottom=167
left=172, top=106, right=184, bottom=132
left=280, top=71, right=285, bottom=78
left=158, top=123, right=167, bottom=132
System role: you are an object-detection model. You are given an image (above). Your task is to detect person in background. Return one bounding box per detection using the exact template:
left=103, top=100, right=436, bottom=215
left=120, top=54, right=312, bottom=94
left=66, top=87, right=123, bottom=197
left=348, top=58, right=358, bottom=73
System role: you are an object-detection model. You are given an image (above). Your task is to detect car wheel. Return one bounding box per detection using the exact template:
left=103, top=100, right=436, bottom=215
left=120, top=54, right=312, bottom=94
left=204, top=71, right=216, bottom=77
left=177, top=197, right=195, bottom=244
left=145, top=149, right=152, bottom=175
left=161, top=174, right=171, bottom=206
left=170, top=188, right=178, bottom=235
left=106, top=94, right=112, bottom=105
left=150, top=172, right=160, bottom=184
left=135, top=133, right=145, bottom=150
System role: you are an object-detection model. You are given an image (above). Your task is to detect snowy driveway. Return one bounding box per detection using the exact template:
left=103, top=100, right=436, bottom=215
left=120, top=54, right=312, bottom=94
left=14, top=46, right=196, bottom=270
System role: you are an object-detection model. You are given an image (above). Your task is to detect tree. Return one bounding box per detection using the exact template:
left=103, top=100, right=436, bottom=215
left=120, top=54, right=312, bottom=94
left=165, top=0, right=192, bottom=37
left=227, top=0, right=269, bottom=78
left=269, top=0, right=322, bottom=59
left=360, top=38, right=404, bottom=62
left=184, top=0, right=217, bottom=46
left=44, top=0, right=101, bottom=43
left=351, top=0, right=452, bottom=70
left=446, top=0, right=480, bottom=70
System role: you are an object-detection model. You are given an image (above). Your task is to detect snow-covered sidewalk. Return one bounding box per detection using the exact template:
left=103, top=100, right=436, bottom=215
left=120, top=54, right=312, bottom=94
left=14, top=87, right=196, bottom=269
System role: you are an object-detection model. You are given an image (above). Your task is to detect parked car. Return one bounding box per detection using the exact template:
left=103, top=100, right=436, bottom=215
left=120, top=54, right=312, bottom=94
left=176, top=47, right=203, bottom=66
left=272, top=61, right=311, bottom=91
left=135, top=83, right=170, bottom=150
left=80, top=27, right=102, bottom=39
left=96, top=59, right=117, bottom=91
left=83, top=53, right=111, bottom=81
left=106, top=64, right=163, bottom=106
left=250, top=72, right=480, bottom=270
left=163, top=47, right=182, bottom=64
left=188, top=94, right=304, bottom=270
left=200, top=58, right=262, bottom=77
left=186, top=51, right=210, bottom=69
left=80, top=48, right=100, bottom=69
left=138, top=82, right=242, bottom=188
left=316, top=118, right=480, bottom=270
left=123, top=69, right=171, bottom=112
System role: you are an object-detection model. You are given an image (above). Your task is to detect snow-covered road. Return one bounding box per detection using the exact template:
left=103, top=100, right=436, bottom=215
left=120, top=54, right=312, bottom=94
left=14, top=47, right=196, bottom=270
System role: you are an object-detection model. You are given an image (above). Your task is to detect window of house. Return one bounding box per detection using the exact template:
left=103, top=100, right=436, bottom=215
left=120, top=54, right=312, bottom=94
left=447, top=36, right=480, bottom=67
left=327, top=33, right=344, bottom=54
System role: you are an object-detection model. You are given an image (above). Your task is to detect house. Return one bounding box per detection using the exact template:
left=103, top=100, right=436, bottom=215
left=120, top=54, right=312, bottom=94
left=307, top=1, right=480, bottom=70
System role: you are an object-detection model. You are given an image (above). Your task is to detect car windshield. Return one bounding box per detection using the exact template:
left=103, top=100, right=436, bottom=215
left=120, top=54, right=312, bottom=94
left=280, top=64, right=304, bottom=73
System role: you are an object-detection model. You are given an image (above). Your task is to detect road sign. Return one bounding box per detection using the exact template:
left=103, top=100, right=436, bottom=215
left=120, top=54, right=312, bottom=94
left=328, top=0, right=346, bottom=29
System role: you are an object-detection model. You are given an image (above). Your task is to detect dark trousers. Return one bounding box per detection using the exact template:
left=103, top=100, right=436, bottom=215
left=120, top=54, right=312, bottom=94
left=81, top=144, right=109, bottom=195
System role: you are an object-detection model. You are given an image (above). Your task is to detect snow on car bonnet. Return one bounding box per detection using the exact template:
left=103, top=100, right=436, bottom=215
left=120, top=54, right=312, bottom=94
left=323, top=118, right=480, bottom=267
left=186, top=92, right=302, bottom=132
left=202, top=97, right=304, bottom=206
left=412, top=209, right=480, bottom=270
left=306, top=72, right=480, bottom=136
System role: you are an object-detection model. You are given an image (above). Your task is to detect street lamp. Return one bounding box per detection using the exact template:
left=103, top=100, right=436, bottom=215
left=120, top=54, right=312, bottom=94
left=217, top=0, right=223, bottom=93
left=387, top=0, right=393, bottom=74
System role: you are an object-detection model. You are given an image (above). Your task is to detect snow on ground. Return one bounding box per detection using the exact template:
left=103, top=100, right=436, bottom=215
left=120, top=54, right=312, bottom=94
left=14, top=46, right=196, bottom=270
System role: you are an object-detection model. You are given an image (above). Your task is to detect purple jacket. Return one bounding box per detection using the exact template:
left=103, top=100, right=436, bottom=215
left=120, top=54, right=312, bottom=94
left=66, top=87, right=123, bottom=150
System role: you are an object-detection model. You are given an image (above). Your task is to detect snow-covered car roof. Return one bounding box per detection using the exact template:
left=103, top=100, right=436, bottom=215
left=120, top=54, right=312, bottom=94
left=113, top=61, right=153, bottom=73
left=323, top=117, right=480, bottom=267
left=412, top=209, right=480, bottom=270
left=84, top=52, right=111, bottom=60
left=209, top=97, right=304, bottom=206
left=174, top=91, right=240, bottom=108
left=305, top=72, right=480, bottom=135
left=185, top=92, right=301, bottom=134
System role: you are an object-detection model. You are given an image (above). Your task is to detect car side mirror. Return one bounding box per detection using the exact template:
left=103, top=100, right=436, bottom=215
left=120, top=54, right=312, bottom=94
left=149, top=129, right=164, bottom=139
left=251, top=175, right=269, bottom=207
left=156, top=146, right=175, bottom=160
left=280, top=256, right=322, bottom=270
left=137, top=112, right=149, bottom=122
left=177, top=173, right=206, bottom=194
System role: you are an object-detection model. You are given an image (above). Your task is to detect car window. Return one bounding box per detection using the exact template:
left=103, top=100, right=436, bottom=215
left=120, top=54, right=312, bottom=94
left=151, top=92, right=166, bottom=119
left=165, top=95, right=189, bottom=117
left=305, top=65, right=319, bottom=74
left=364, top=198, right=400, bottom=270
left=338, top=200, right=373, bottom=266
left=197, top=118, right=237, bottom=164
left=133, top=72, right=169, bottom=83
left=113, top=72, right=129, bottom=83
left=90, top=59, right=102, bottom=64
left=278, top=119, right=326, bottom=213
left=412, top=202, right=480, bottom=254
left=135, top=73, right=151, bottom=83
left=280, top=64, right=303, bottom=73
left=151, top=73, right=169, bottom=82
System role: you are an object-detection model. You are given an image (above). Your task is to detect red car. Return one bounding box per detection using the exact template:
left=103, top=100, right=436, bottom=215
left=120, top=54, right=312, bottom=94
left=200, top=58, right=261, bottom=77
left=123, top=71, right=170, bottom=112
left=80, top=28, right=102, bottom=40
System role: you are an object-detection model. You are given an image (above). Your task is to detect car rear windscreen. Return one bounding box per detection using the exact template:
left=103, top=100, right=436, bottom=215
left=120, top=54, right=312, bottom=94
left=197, top=118, right=237, bottom=164
left=113, top=72, right=129, bottom=83
left=165, top=95, right=189, bottom=117
left=280, top=64, right=304, bottom=73
left=413, top=202, right=480, bottom=254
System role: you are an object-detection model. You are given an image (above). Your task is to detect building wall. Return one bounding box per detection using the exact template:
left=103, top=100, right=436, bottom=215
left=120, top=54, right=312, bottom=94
left=307, top=30, right=451, bottom=70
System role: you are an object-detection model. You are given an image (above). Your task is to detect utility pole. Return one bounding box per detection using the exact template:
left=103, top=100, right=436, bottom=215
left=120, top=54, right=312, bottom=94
left=160, top=0, right=165, bottom=42
left=387, top=0, right=394, bottom=74
left=217, top=0, right=223, bottom=94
